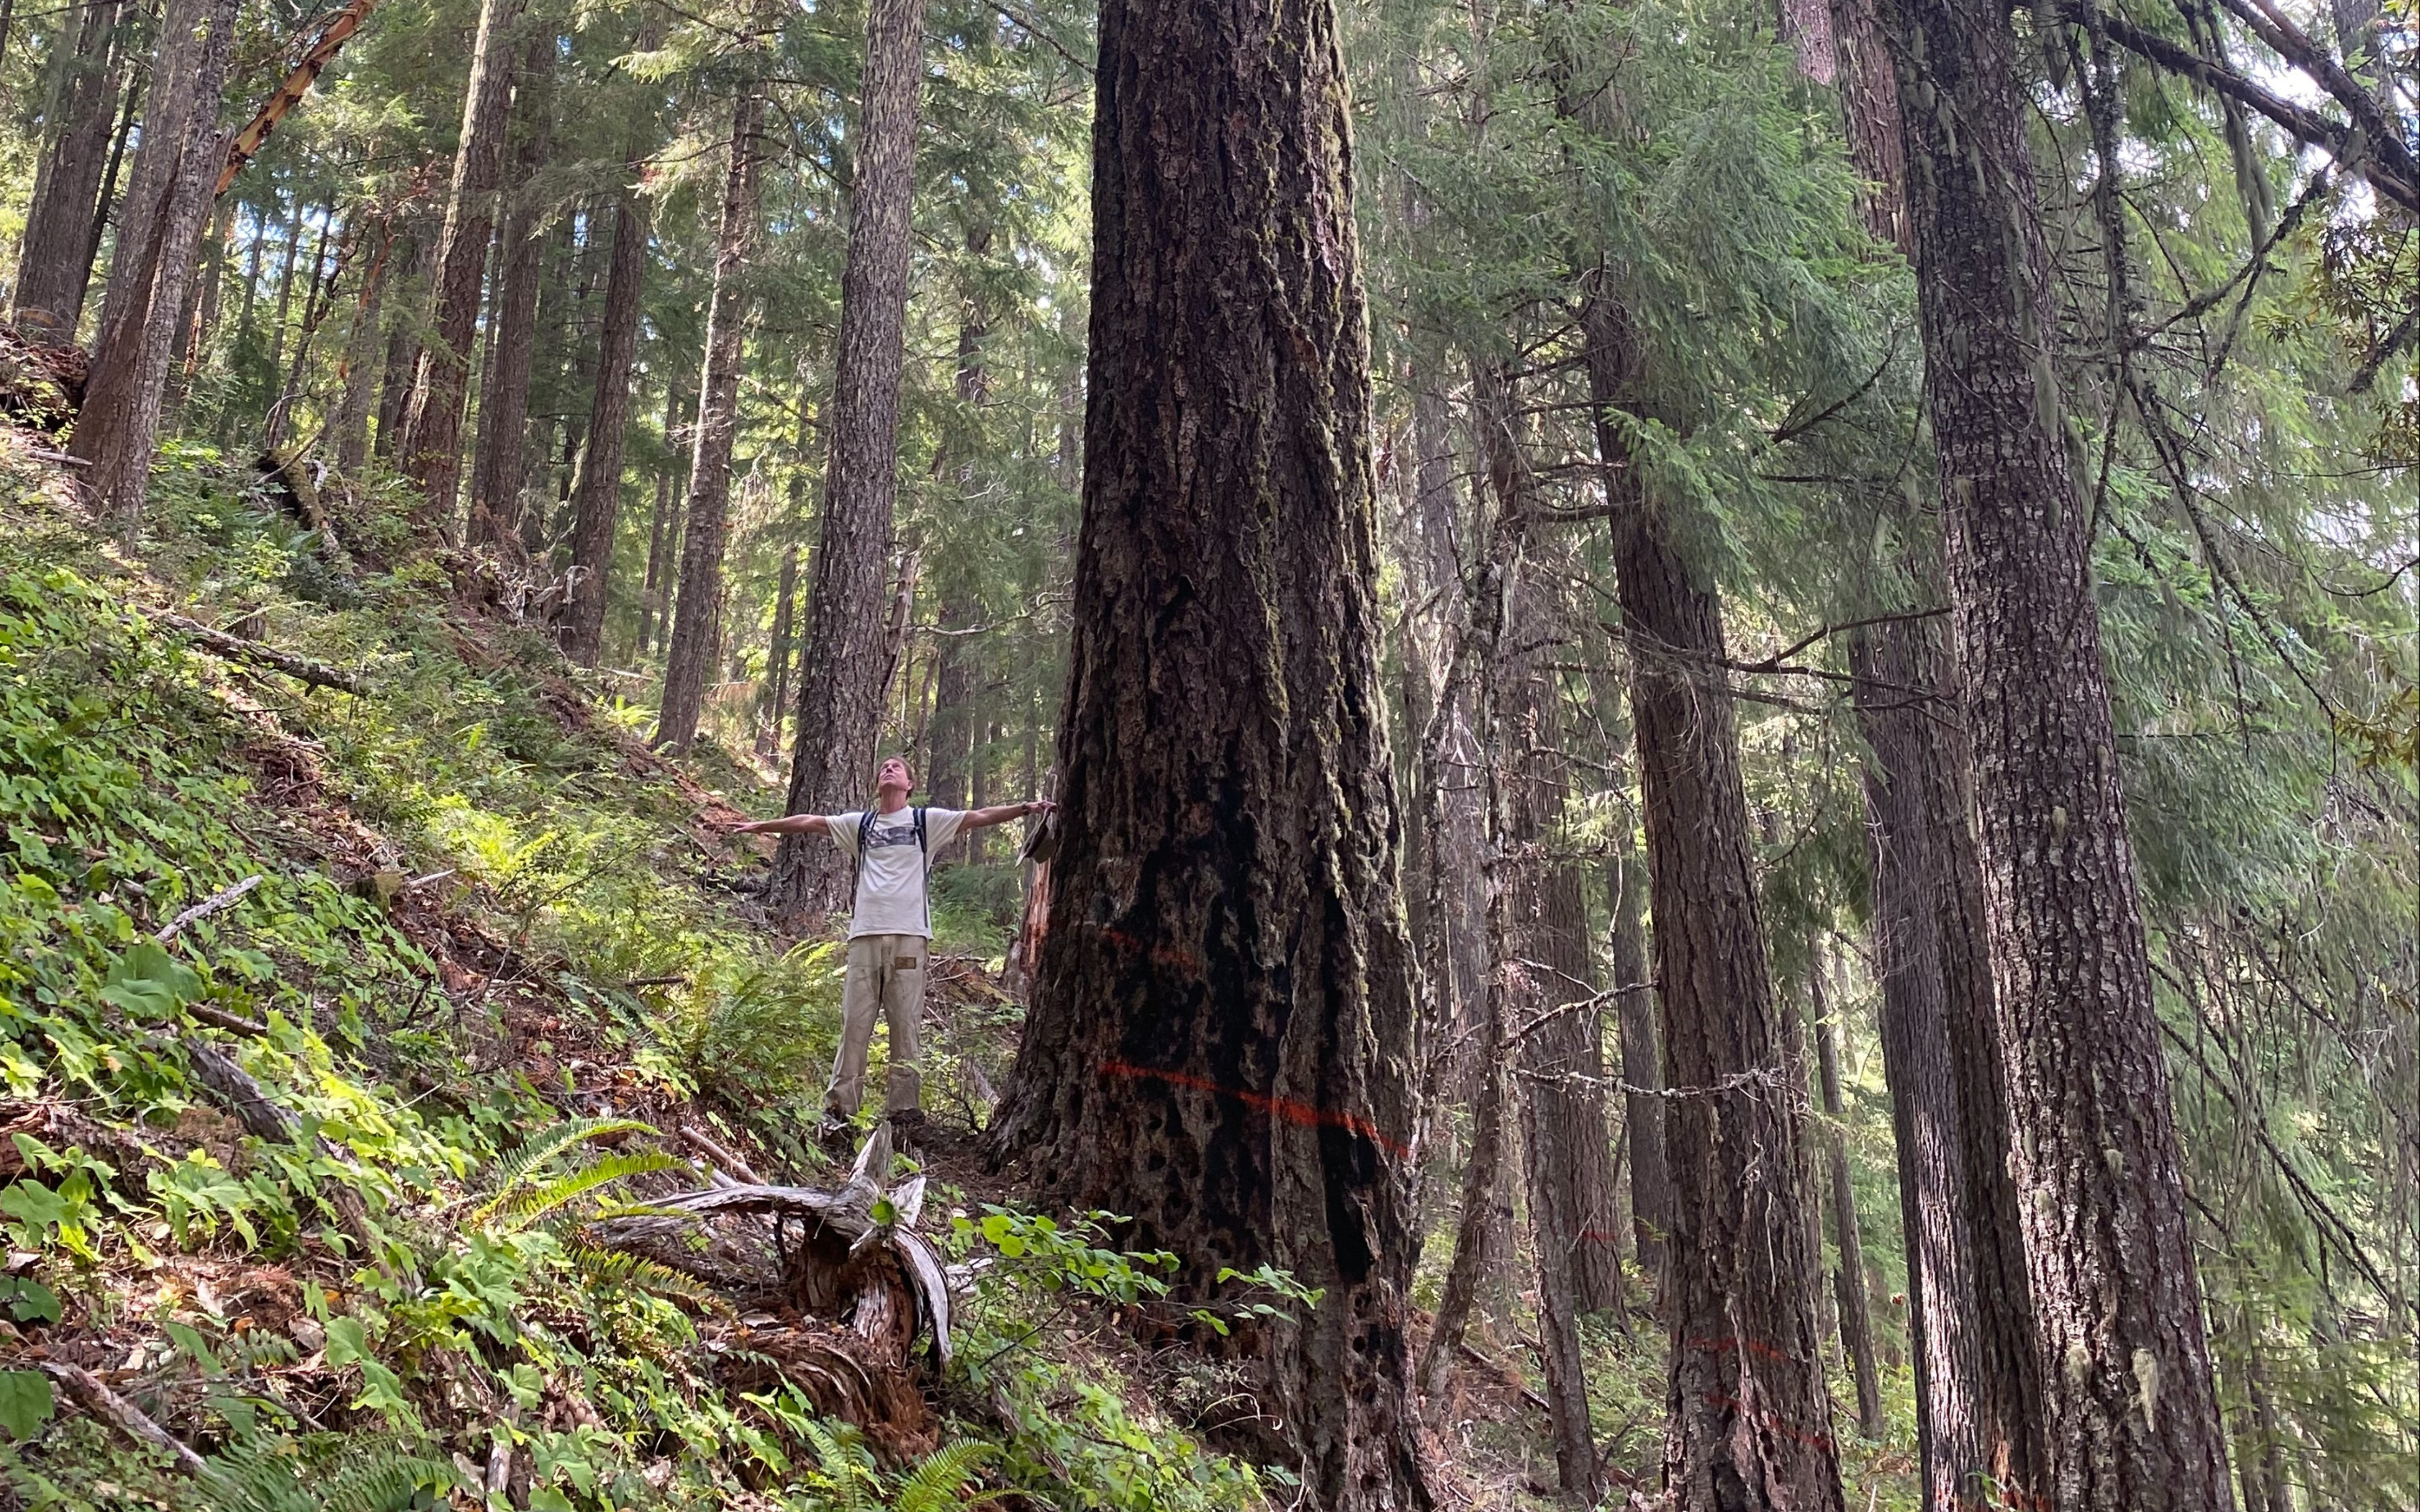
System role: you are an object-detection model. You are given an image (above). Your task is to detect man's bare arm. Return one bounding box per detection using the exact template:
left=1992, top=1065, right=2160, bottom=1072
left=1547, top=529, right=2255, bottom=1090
left=731, top=813, right=832, bottom=837
left=961, top=799, right=1056, bottom=833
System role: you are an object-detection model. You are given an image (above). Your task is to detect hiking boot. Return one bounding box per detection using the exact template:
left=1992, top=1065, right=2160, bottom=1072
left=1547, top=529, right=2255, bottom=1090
left=885, top=1108, right=927, bottom=1158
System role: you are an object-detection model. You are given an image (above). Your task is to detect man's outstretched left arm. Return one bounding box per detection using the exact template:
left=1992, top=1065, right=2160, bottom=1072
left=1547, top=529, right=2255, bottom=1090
left=960, top=799, right=1055, bottom=832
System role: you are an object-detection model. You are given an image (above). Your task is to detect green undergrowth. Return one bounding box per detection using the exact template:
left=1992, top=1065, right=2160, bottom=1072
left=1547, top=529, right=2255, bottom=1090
left=0, top=447, right=1268, bottom=1512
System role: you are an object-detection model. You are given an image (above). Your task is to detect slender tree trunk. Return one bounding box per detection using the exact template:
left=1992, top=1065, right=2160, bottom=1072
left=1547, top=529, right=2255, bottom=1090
left=1503, top=544, right=1602, bottom=1498
left=1874, top=0, right=2238, bottom=1501
left=333, top=225, right=391, bottom=473
left=983, top=0, right=1427, bottom=1500
left=1580, top=292, right=1843, bottom=1512
left=1606, top=828, right=1668, bottom=1292
left=373, top=229, right=425, bottom=459
left=12, top=0, right=129, bottom=341
left=177, top=197, right=234, bottom=394
left=770, top=0, right=927, bottom=916
left=756, top=546, right=801, bottom=759
left=1810, top=960, right=1883, bottom=1440
left=86, top=65, right=144, bottom=285
left=468, top=30, right=555, bottom=548
left=653, top=82, right=764, bottom=751
left=68, top=0, right=242, bottom=533
left=398, top=0, right=522, bottom=527
left=559, top=174, right=652, bottom=663
left=263, top=201, right=305, bottom=383
left=265, top=211, right=345, bottom=451
left=1415, top=371, right=1527, bottom=1405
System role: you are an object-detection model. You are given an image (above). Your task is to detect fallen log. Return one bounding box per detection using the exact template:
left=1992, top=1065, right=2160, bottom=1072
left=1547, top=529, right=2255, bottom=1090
left=40, top=1361, right=215, bottom=1480
left=155, top=614, right=363, bottom=694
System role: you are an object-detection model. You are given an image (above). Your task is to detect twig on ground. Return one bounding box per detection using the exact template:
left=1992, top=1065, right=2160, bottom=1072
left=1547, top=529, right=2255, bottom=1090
left=679, top=1123, right=763, bottom=1185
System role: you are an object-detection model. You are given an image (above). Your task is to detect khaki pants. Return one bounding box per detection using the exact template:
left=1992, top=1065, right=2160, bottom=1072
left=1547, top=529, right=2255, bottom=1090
left=826, top=933, right=924, bottom=1118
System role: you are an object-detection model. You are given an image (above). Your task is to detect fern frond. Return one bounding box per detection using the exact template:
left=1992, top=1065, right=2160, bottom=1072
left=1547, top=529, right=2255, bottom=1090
left=566, top=1242, right=717, bottom=1303
left=492, top=1149, right=685, bottom=1230
left=802, top=1420, right=879, bottom=1512
left=472, top=1116, right=659, bottom=1221
left=892, top=1439, right=997, bottom=1512
left=199, top=1434, right=456, bottom=1512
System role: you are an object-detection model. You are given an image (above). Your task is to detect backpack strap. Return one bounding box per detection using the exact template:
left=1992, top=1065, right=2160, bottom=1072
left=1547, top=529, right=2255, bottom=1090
left=851, top=810, right=879, bottom=913
left=914, top=807, right=930, bottom=931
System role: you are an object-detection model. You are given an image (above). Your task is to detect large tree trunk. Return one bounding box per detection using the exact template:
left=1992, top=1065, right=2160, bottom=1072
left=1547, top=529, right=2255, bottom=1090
left=467, top=30, right=555, bottom=549
left=982, top=0, right=1426, bottom=1502
left=12, top=0, right=128, bottom=342
left=68, top=0, right=242, bottom=534
left=1809, top=960, right=1882, bottom=1441
left=1579, top=293, right=1843, bottom=1512
left=397, top=0, right=522, bottom=529
left=1816, top=0, right=2049, bottom=1493
left=654, top=82, right=765, bottom=751
left=557, top=176, right=646, bottom=663
left=771, top=0, right=928, bottom=919
left=1874, top=0, right=2238, bottom=1502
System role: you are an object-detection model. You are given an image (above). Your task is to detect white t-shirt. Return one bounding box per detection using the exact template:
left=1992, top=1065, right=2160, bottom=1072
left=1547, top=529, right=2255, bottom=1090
left=826, top=807, right=968, bottom=939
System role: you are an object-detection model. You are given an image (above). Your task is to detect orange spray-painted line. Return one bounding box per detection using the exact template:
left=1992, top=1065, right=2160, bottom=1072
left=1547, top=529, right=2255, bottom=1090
left=1100, top=1059, right=1411, bottom=1158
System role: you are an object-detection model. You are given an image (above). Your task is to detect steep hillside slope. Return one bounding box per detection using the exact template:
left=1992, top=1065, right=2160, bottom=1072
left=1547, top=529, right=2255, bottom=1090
left=0, top=434, right=1276, bottom=1512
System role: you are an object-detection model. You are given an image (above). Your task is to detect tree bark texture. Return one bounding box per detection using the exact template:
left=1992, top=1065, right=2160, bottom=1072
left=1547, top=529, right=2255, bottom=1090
left=69, top=0, right=241, bottom=532
left=12, top=0, right=128, bottom=341
left=655, top=82, right=766, bottom=751
left=333, top=227, right=388, bottom=473
left=983, top=0, right=1426, bottom=1503
left=1606, top=829, right=1669, bottom=1292
left=397, top=0, right=522, bottom=528
left=1814, top=0, right=2048, bottom=1492
left=1874, top=0, right=2238, bottom=1502
left=1411, top=421, right=1520, bottom=1403
left=757, top=546, right=801, bottom=760
left=1580, top=293, right=1844, bottom=1512
left=373, top=229, right=425, bottom=460
left=1809, top=963, right=1883, bottom=1441
left=771, top=0, right=929, bottom=920
left=467, top=30, right=555, bottom=549
left=559, top=176, right=650, bottom=664
left=1851, top=614, right=2046, bottom=1510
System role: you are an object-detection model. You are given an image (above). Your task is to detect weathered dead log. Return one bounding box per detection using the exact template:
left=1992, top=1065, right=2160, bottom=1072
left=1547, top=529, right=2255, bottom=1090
left=40, top=1361, right=215, bottom=1479
left=594, top=1180, right=952, bottom=1364
left=155, top=614, right=363, bottom=694
left=153, top=874, right=263, bottom=944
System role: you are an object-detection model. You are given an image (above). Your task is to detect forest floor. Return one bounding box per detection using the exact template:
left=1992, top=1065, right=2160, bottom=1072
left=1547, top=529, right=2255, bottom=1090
left=0, top=424, right=1918, bottom=1510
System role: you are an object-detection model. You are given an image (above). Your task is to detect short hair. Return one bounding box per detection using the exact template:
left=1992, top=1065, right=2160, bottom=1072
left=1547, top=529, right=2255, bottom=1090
left=879, top=754, right=915, bottom=787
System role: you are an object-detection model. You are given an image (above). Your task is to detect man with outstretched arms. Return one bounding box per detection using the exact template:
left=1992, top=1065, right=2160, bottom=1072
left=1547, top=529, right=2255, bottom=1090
left=731, top=755, right=1052, bottom=1145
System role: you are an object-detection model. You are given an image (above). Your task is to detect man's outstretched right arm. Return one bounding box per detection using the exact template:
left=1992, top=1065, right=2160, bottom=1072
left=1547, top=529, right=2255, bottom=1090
left=731, top=813, right=832, bottom=837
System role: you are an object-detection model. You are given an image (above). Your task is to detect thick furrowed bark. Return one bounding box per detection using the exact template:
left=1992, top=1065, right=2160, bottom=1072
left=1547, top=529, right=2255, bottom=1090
left=987, top=0, right=1426, bottom=1502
